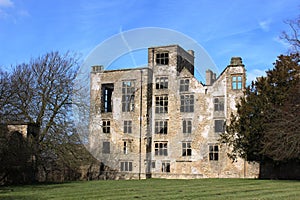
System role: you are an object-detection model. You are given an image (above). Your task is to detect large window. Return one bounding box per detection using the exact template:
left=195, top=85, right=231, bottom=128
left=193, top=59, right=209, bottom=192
left=154, top=142, right=168, bottom=156
left=155, top=95, right=168, bottom=113
left=102, top=120, right=110, bottom=133
left=156, top=77, right=168, bottom=89
left=156, top=52, right=169, bottom=65
left=209, top=145, right=219, bottom=161
left=183, top=120, right=192, bottom=134
left=214, top=97, right=224, bottom=112
left=232, top=75, right=242, bottom=90
left=122, top=80, right=135, bottom=112
left=180, top=79, right=189, bottom=92
left=102, top=142, right=110, bottom=154
left=180, top=94, right=194, bottom=112
left=124, top=120, right=132, bottom=133
left=155, top=120, right=168, bottom=134
left=120, top=161, right=133, bottom=172
left=182, top=142, right=192, bottom=156
left=215, top=120, right=225, bottom=133
left=161, top=161, right=170, bottom=173
left=101, top=84, right=114, bottom=112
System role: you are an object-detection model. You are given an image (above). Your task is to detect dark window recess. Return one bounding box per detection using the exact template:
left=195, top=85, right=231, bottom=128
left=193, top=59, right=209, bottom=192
left=122, top=81, right=135, bottom=112
left=101, top=84, right=114, bottom=112
left=102, top=142, right=110, bottom=154
left=209, top=145, right=219, bottom=161
left=123, top=141, right=128, bottom=154
left=124, top=120, right=132, bottom=133
left=120, top=161, right=132, bottom=172
left=215, top=120, right=225, bottom=133
left=155, top=142, right=168, bottom=156
left=183, top=120, right=192, bottom=134
left=102, top=120, right=110, bottom=133
left=162, top=161, right=170, bottom=172
left=155, top=120, right=168, bottom=134
left=182, top=142, right=192, bottom=156
left=156, top=52, right=169, bottom=65
left=156, top=77, right=168, bottom=89
left=155, top=96, right=168, bottom=113
left=214, top=97, right=224, bottom=112
left=180, top=79, right=189, bottom=92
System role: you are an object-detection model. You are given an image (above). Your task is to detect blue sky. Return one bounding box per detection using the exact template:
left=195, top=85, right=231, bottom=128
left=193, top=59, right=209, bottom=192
left=0, top=0, right=299, bottom=83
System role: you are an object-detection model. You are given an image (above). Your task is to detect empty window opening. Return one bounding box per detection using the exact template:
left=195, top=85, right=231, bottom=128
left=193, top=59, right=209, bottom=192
left=180, top=79, right=189, bottom=92
left=214, top=97, right=224, bottom=112
left=120, top=161, right=133, bottom=172
left=122, top=80, right=135, bottom=112
left=155, top=95, right=168, bottom=113
left=154, top=142, right=168, bottom=156
left=182, top=142, right=192, bottom=156
left=155, top=120, right=168, bottom=134
left=180, top=94, right=194, bottom=112
left=209, top=145, right=219, bottom=161
left=161, top=161, right=170, bottom=172
left=102, top=120, right=110, bottom=133
left=124, top=120, right=132, bottom=133
left=101, top=84, right=114, bottom=112
left=156, top=77, right=168, bottom=89
left=123, top=141, right=128, bottom=154
left=156, top=52, right=169, bottom=65
left=183, top=120, right=192, bottom=134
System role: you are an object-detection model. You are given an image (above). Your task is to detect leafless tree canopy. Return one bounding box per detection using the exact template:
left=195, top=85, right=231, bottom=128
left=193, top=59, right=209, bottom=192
left=281, top=16, right=300, bottom=53
left=0, top=51, right=97, bottom=183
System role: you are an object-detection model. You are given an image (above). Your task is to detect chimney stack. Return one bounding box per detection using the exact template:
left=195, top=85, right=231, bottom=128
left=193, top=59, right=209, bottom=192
left=187, top=50, right=194, bottom=56
left=92, top=65, right=104, bottom=72
left=206, top=69, right=217, bottom=85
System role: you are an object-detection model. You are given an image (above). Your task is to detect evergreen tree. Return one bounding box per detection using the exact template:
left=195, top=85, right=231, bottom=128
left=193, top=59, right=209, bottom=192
left=220, top=54, right=300, bottom=162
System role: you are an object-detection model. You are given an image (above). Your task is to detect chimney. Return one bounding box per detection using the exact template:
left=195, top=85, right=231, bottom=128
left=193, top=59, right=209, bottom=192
left=92, top=65, right=104, bottom=72
left=230, top=57, right=243, bottom=66
left=212, top=73, right=216, bottom=82
left=206, top=69, right=214, bottom=86
left=187, top=50, right=194, bottom=56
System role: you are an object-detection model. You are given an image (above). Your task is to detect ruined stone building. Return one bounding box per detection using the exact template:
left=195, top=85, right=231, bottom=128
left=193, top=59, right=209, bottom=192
left=90, top=44, right=259, bottom=179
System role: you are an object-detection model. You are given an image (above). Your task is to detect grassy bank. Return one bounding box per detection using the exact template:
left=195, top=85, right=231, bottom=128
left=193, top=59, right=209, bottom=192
left=0, top=178, right=299, bottom=199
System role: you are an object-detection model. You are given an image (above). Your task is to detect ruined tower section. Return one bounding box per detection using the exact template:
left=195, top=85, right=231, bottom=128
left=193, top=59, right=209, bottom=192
left=148, top=45, right=205, bottom=178
left=90, top=66, right=152, bottom=179
left=225, top=57, right=246, bottom=116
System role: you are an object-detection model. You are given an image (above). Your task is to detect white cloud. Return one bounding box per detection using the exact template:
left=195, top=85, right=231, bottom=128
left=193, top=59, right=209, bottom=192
left=259, top=19, right=271, bottom=32
left=247, top=69, right=266, bottom=84
left=0, top=0, right=14, bottom=7
left=0, top=0, right=13, bottom=20
left=0, top=1, right=30, bottom=22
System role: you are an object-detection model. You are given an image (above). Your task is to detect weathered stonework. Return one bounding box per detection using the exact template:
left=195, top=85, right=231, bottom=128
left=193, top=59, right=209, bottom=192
left=90, top=44, right=259, bottom=179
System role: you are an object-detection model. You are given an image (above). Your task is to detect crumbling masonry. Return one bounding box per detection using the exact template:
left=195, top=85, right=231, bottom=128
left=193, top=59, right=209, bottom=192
left=89, top=44, right=259, bottom=179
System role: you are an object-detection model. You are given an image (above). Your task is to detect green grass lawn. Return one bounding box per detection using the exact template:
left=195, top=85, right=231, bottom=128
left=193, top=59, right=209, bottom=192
left=0, top=178, right=299, bottom=200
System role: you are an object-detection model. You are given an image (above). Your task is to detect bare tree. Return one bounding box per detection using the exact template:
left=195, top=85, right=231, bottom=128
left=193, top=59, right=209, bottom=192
left=1, top=52, right=97, bottom=182
left=281, top=16, right=300, bottom=53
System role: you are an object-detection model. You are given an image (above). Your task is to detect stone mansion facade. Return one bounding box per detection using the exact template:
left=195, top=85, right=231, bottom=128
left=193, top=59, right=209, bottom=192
left=89, top=44, right=259, bottom=179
